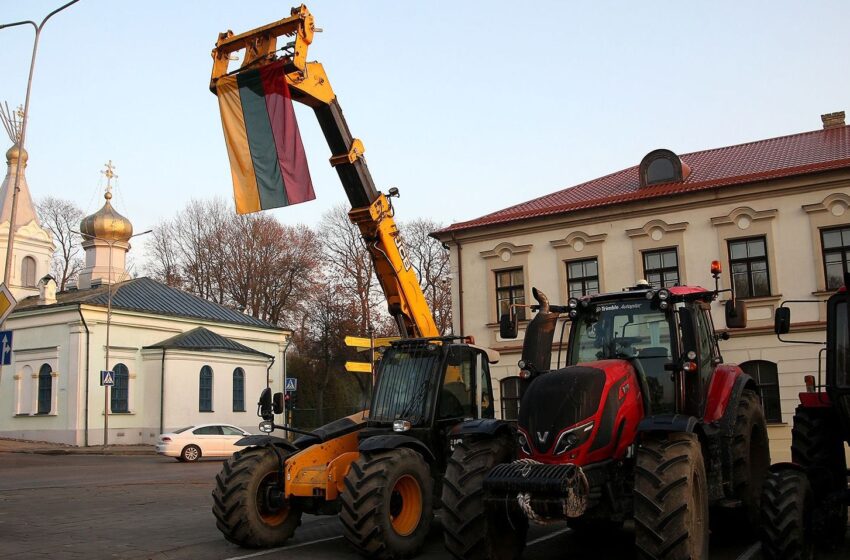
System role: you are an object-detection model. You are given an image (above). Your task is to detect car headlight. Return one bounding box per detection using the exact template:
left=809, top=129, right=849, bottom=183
left=553, top=421, right=595, bottom=456
left=517, top=430, right=532, bottom=455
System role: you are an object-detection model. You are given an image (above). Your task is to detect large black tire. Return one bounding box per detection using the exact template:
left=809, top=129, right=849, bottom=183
left=340, top=448, right=434, bottom=559
left=791, top=406, right=848, bottom=549
left=634, top=433, right=709, bottom=560
left=760, top=467, right=815, bottom=560
left=729, top=389, right=771, bottom=528
left=212, top=447, right=302, bottom=548
left=441, top=437, right=527, bottom=560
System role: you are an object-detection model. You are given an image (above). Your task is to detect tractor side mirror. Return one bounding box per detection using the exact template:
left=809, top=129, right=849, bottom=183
left=774, top=307, right=791, bottom=335
left=725, top=299, right=747, bottom=329
left=500, top=312, right=518, bottom=339
left=272, top=392, right=285, bottom=415
left=258, top=387, right=273, bottom=420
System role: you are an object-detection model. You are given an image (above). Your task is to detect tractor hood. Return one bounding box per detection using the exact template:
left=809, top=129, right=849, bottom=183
left=518, top=366, right=606, bottom=453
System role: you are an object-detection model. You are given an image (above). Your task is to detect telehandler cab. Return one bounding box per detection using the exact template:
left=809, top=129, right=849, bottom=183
left=208, top=6, right=500, bottom=559
left=760, top=272, right=850, bottom=559
left=442, top=265, right=770, bottom=560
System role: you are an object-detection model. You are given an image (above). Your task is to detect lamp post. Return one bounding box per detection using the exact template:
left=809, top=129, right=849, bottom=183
left=1, top=0, right=80, bottom=289
left=75, top=228, right=151, bottom=447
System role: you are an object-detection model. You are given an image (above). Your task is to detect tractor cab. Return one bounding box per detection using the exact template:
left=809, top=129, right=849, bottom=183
left=360, top=338, right=498, bottom=471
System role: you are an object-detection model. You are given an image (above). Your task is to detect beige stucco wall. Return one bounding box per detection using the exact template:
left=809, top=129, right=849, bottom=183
left=0, top=302, right=289, bottom=446
left=440, top=169, right=850, bottom=462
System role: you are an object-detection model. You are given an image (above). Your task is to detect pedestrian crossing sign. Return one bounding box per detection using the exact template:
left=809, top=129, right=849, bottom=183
left=285, top=377, right=297, bottom=392
left=100, top=370, right=115, bottom=386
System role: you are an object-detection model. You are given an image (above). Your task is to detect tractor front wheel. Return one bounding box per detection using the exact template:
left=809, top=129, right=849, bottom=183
left=340, top=447, right=433, bottom=559
left=441, top=436, right=527, bottom=560
left=729, top=388, right=771, bottom=528
left=791, top=406, right=848, bottom=549
left=634, top=432, right=709, bottom=560
left=760, top=467, right=815, bottom=560
left=212, top=446, right=302, bottom=548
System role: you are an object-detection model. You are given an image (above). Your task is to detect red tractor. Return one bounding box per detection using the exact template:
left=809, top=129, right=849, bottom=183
left=442, top=267, right=770, bottom=560
left=759, top=273, right=850, bottom=559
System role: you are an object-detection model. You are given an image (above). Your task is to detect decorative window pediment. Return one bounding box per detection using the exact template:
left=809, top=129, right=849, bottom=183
left=803, top=192, right=850, bottom=217
left=549, top=231, right=607, bottom=250
left=480, top=242, right=533, bottom=262
left=710, top=206, right=778, bottom=229
left=626, top=219, right=688, bottom=240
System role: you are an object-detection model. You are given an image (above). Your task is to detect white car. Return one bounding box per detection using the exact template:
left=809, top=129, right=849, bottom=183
left=156, top=423, right=251, bottom=462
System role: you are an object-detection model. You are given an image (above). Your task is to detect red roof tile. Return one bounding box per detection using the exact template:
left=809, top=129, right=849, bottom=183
left=441, top=125, right=850, bottom=234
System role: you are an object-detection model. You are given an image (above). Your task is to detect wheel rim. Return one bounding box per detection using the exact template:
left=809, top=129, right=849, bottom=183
left=185, top=447, right=199, bottom=461
left=257, top=471, right=289, bottom=526
left=389, top=474, right=422, bottom=536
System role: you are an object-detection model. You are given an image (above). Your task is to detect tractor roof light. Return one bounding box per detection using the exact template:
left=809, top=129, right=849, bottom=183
left=519, top=369, right=533, bottom=380
left=804, top=375, right=816, bottom=393
left=569, top=309, right=578, bottom=319
left=645, top=290, right=655, bottom=300
left=568, top=298, right=579, bottom=309
left=657, top=288, right=670, bottom=301
left=517, top=359, right=527, bottom=369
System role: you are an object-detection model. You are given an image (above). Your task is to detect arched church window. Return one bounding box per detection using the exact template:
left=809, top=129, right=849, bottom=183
left=37, top=364, right=52, bottom=414
left=111, top=364, right=129, bottom=413
left=200, top=366, right=213, bottom=412
left=21, top=256, right=36, bottom=287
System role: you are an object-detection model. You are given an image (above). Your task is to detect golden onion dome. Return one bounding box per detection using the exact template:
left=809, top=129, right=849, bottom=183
left=5, top=144, right=28, bottom=166
left=79, top=191, right=133, bottom=242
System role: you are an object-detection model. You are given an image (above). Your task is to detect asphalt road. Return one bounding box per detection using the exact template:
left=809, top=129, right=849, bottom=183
left=0, top=452, right=838, bottom=560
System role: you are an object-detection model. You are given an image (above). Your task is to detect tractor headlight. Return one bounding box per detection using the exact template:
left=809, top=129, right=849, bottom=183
left=568, top=298, right=579, bottom=309
left=393, top=420, right=411, bottom=432
left=517, top=430, right=532, bottom=455
left=657, top=288, right=670, bottom=301
left=553, top=421, right=595, bottom=456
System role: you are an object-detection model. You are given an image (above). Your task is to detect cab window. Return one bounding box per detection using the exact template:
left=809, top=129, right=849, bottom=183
left=439, top=347, right=475, bottom=419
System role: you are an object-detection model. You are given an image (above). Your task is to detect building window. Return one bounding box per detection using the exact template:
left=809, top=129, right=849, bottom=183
left=199, top=366, right=213, bottom=412
left=643, top=248, right=679, bottom=288
left=567, top=258, right=599, bottom=298
left=21, top=256, right=36, bottom=287
left=740, top=360, right=781, bottom=423
left=37, top=364, right=52, bottom=414
left=111, top=363, right=129, bottom=413
left=496, top=268, right=526, bottom=321
left=728, top=236, right=771, bottom=297
left=500, top=376, right=521, bottom=420
left=822, top=226, right=850, bottom=290
left=233, top=368, right=245, bottom=412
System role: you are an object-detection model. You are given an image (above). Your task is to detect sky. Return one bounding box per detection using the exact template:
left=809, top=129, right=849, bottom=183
left=2, top=1, right=849, bottom=264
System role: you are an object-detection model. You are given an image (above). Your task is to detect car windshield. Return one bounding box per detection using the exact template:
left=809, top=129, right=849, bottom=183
left=570, top=299, right=673, bottom=364
left=173, top=426, right=193, bottom=434
left=370, top=345, right=442, bottom=424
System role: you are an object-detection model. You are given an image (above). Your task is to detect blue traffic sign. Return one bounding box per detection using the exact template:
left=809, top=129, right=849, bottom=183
left=0, top=330, right=11, bottom=366
left=285, top=377, right=297, bottom=392
left=100, top=370, right=115, bottom=386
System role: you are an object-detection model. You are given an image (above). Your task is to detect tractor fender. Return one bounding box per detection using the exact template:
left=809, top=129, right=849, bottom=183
left=717, top=373, right=757, bottom=437
left=235, top=434, right=298, bottom=453
left=449, top=418, right=514, bottom=438
left=358, top=434, right=436, bottom=463
left=637, top=413, right=700, bottom=435
left=769, top=461, right=806, bottom=475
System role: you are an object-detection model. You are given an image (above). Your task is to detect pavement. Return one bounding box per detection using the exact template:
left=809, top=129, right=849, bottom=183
left=0, top=437, right=153, bottom=455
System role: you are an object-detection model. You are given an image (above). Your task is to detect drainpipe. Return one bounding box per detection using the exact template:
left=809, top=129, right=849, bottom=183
left=78, top=305, right=90, bottom=447
left=159, top=348, right=166, bottom=434
left=450, top=233, right=464, bottom=336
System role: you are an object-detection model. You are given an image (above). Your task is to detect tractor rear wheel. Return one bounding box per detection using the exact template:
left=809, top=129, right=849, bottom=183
left=791, top=406, right=848, bottom=549
left=730, top=388, right=771, bottom=528
left=441, top=436, right=527, bottom=560
left=212, top=446, right=302, bottom=548
left=634, top=432, right=709, bottom=560
left=760, top=467, right=815, bottom=560
left=340, top=447, right=433, bottom=559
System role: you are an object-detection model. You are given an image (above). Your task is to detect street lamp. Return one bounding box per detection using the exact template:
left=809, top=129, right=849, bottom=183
left=74, top=228, right=152, bottom=447
left=1, top=1, right=80, bottom=289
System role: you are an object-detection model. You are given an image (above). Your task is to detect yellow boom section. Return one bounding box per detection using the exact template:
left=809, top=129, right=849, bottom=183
left=210, top=4, right=439, bottom=338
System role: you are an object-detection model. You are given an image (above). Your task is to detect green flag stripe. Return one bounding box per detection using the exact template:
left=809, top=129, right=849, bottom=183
left=236, top=69, right=288, bottom=209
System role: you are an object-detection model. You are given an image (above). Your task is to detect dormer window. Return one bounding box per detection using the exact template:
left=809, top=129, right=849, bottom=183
left=639, top=149, right=691, bottom=188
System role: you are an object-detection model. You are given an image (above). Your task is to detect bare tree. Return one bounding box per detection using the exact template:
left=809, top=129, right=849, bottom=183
left=400, top=218, right=453, bottom=335
left=35, top=196, right=84, bottom=291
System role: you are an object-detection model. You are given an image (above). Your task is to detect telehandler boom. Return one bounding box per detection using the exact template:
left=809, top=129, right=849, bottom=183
left=209, top=6, right=499, bottom=559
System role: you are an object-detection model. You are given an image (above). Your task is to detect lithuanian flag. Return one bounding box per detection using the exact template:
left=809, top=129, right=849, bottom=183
left=216, top=59, right=315, bottom=214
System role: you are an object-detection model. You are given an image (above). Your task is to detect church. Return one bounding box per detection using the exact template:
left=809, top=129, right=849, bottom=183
left=0, top=143, right=291, bottom=446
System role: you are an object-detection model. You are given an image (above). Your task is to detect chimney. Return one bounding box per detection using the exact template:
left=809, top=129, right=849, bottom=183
left=821, top=111, right=845, bottom=129
left=38, top=275, right=57, bottom=306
